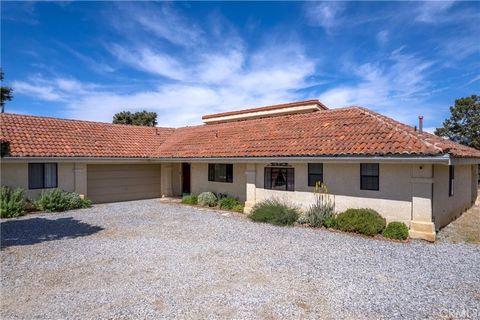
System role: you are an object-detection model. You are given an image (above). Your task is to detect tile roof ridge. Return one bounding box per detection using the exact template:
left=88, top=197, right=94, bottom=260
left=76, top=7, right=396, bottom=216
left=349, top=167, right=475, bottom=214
left=0, top=112, right=175, bottom=131
left=352, top=106, right=445, bottom=154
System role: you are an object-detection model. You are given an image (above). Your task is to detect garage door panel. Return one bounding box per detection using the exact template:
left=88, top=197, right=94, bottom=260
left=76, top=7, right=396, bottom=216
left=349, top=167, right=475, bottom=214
left=87, top=176, right=161, bottom=186
left=87, top=164, right=161, bottom=203
left=90, top=191, right=161, bottom=204
left=87, top=170, right=161, bottom=180
left=87, top=183, right=161, bottom=195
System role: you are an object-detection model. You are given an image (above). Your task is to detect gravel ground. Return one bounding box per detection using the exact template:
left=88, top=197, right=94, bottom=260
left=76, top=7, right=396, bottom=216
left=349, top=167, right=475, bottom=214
left=1, top=199, right=479, bottom=320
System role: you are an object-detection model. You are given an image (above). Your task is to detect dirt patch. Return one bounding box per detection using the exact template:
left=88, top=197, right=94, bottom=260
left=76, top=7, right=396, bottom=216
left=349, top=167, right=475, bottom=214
left=437, top=203, right=480, bottom=244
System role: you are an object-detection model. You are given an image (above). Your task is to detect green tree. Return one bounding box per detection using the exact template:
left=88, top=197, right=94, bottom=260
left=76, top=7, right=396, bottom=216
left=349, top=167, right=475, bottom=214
left=435, top=95, right=480, bottom=150
left=112, top=110, right=158, bottom=127
left=1, top=69, right=13, bottom=113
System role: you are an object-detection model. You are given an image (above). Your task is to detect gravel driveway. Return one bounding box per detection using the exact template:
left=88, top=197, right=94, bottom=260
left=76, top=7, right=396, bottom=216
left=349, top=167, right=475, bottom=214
left=1, top=199, right=479, bottom=320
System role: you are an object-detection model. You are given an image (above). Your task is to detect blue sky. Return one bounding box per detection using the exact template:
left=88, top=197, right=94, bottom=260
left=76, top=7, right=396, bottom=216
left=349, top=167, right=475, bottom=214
left=2, top=1, right=479, bottom=130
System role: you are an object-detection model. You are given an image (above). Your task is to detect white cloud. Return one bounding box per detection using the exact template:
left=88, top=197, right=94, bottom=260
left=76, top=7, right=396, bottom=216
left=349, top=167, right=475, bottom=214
left=305, top=2, right=346, bottom=31
left=376, top=30, right=389, bottom=46
left=197, top=50, right=245, bottom=84
left=318, top=48, right=438, bottom=124
left=110, top=45, right=187, bottom=80
left=468, top=74, right=480, bottom=85
left=15, top=38, right=316, bottom=127
left=114, top=2, right=203, bottom=47
left=415, top=1, right=455, bottom=23
left=12, top=81, right=63, bottom=101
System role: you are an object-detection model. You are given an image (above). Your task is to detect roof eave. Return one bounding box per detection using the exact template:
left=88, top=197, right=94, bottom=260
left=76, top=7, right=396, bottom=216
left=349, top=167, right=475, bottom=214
left=0, top=154, right=453, bottom=164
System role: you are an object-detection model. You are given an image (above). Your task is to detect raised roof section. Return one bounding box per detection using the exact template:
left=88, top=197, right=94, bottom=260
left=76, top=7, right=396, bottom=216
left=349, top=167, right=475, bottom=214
left=201, top=99, right=328, bottom=124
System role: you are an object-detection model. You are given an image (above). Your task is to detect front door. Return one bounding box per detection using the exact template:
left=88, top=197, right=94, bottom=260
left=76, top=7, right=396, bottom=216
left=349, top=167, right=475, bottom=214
left=182, top=163, right=191, bottom=194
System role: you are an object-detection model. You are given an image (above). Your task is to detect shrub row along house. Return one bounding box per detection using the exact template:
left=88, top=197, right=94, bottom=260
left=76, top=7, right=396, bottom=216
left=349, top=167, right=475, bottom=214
left=1, top=100, right=479, bottom=241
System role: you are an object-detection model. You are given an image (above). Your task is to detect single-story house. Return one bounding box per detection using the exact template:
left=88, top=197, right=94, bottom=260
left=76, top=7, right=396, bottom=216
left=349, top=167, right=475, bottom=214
left=1, top=100, right=479, bottom=241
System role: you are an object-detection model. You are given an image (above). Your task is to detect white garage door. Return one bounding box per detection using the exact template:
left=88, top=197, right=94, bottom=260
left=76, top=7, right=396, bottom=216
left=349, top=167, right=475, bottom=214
left=87, top=164, right=161, bottom=203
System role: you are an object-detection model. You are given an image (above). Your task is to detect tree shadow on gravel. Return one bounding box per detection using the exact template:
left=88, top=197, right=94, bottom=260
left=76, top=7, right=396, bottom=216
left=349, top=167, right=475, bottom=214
left=1, top=217, right=104, bottom=249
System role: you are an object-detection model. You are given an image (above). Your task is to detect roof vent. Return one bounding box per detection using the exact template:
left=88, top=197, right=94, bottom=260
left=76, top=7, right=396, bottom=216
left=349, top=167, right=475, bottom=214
left=202, top=100, right=328, bottom=124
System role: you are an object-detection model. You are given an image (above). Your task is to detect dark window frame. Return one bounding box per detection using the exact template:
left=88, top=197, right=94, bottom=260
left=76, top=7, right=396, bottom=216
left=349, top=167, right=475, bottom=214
left=208, top=163, right=233, bottom=183
left=308, top=163, right=324, bottom=187
left=264, top=167, right=295, bottom=191
left=360, top=163, right=379, bottom=191
left=28, top=163, right=58, bottom=190
left=448, top=165, right=454, bottom=197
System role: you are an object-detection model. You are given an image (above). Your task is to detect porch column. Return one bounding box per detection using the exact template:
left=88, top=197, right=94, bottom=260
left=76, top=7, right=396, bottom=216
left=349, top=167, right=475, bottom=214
left=74, top=163, right=87, bottom=198
left=161, top=164, right=173, bottom=197
left=244, top=163, right=256, bottom=213
left=409, top=164, right=435, bottom=242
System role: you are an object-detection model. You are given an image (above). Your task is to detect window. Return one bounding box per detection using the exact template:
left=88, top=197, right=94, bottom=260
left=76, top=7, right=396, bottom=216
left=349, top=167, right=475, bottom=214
left=208, top=164, right=233, bottom=183
left=360, top=163, right=379, bottom=191
left=264, top=167, right=294, bottom=191
left=28, top=163, right=57, bottom=189
left=449, top=165, right=454, bottom=197
left=308, top=163, right=323, bottom=187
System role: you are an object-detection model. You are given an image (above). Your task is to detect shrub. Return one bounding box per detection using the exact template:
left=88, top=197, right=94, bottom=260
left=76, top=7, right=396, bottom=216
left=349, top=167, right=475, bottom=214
left=383, top=222, right=409, bottom=240
left=324, top=215, right=337, bottom=229
left=197, top=192, right=217, bottom=207
left=232, top=204, right=245, bottom=213
left=305, top=182, right=335, bottom=227
left=249, top=199, right=299, bottom=226
left=297, top=213, right=309, bottom=224
left=335, top=208, right=386, bottom=236
left=35, top=189, right=91, bottom=212
left=218, top=197, right=240, bottom=210
left=181, top=195, right=198, bottom=205
left=217, top=193, right=228, bottom=200
left=0, top=186, right=27, bottom=218
left=65, top=192, right=92, bottom=210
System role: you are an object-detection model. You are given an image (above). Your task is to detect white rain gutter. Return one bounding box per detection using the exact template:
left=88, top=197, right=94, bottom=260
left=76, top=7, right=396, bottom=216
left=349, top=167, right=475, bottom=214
left=0, top=155, right=453, bottom=164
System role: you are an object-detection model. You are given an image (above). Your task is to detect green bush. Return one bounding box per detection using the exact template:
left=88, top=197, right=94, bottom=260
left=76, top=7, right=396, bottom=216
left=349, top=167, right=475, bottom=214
left=383, top=221, right=409, bottom=240
left=324, top=215, right=337, bottom=229
left=232, top=204, right=245, bottom=213
left=181, top=195, right=198, bottom=205
left=249, top=199, right=299, bottom=226
left=35, top=189, right=91, bottom=212
left=0, top=186, right=27, bottom=218
left=218, top=197, right=240, bottom=210
left=305, top=183, right=335, bottom=227
left=65, top=192, right=92, bottom=210
left=335, top=208, right=386, bottom=236
left=197, top=192, right=217, bottom=207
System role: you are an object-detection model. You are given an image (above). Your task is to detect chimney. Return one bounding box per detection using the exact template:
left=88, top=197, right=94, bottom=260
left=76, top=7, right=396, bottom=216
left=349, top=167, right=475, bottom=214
left=418, top=115, right=423, bottom=133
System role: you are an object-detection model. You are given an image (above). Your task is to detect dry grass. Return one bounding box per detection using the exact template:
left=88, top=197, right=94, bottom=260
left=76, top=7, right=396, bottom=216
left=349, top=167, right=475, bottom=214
left=437, top=202, right=480, bottom=244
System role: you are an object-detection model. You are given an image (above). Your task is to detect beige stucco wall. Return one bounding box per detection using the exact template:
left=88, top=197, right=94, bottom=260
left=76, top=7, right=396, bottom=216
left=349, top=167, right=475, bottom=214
left=433, top=164, right=473, bottom=229
left=254, top=163, right=415, bottom=224
left=471, top=164, right=478, bottom=204
left=0, top=162, right=76, bottom=199
left=190, top=163, right=247, bottom=201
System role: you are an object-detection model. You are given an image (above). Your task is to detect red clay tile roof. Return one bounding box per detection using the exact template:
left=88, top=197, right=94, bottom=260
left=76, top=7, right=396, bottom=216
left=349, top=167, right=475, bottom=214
left=0, top=114, right=174, bottom=158
left=202, top=99, right=328, bottom=120
left=1, top=106, right=479, bottom=159
left=156, top=107, right=480, bottom=158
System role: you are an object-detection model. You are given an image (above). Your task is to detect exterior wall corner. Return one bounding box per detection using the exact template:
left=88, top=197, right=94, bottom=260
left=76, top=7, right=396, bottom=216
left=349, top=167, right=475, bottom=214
left=74, top=163, right=87, bottom=197
left=244, top=164, right=256, bottom=213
